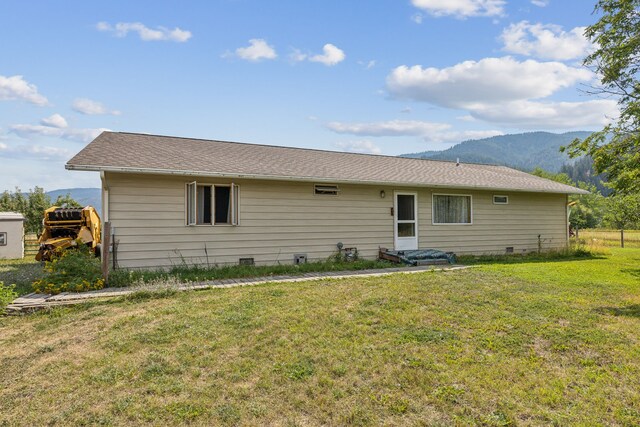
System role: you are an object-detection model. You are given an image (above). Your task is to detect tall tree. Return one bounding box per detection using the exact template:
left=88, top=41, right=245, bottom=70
left=563, top=0, right=640, bottom=194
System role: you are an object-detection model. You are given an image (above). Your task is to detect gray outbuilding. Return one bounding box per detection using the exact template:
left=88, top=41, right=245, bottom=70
left=0, top=212, right=26, bottom=259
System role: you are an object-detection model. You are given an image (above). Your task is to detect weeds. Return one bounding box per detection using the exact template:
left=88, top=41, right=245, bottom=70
left=107, top=258, right=395, bottom=288
left=0, top=281, right=18, bottom=314
left=32, top=245, right=104, bottom=294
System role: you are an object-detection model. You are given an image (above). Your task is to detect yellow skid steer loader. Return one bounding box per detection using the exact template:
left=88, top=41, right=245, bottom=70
left=36, top=206, right=102, bottom=262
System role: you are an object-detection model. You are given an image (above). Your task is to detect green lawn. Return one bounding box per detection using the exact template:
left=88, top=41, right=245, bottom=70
left=1, top=249, right=639, bottom=425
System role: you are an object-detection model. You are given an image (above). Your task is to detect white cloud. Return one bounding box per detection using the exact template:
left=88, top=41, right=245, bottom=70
left=386, top=57, right=592, bottom=107
left=234, top=39, right=277, bottom=62
left=334, top=140, right=382, bottom=155
left=327, top=120, right=450, bottom=136
left=468, top=99, right=618, bottom=129
left=500, top=21, right=591, bottom=61
left=40, top=114, right=68, bottom=128
left=0, top=142, right=73, bottom=160
left=326, top=119, right=504, bottom=143
left=96, top=21, right=192, bottom=42
left=309, top=44, right=346, bottom=66
left=401, top=107, right=412, bottom=114
left=457, top=115, right=477, bottom=122
left=411, top=13, right=424, bottom=24
left=531, top=0, right=549, bottom=6
left=385, top=56, right=615, bottom=129
left=358, top=60, right=376, bottom=70
left=72, top=98, right=121, bottom=115
left=290, top=44, right=346, bottom=66
left=0, top=75, right=48, bottom=106
left=10, top=116, right=108, bottom=143
left=411, top=0, right=505, bottom=18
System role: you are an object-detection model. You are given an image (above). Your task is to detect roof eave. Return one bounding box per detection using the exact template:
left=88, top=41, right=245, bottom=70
left=65, top=163, right=589, bottom=195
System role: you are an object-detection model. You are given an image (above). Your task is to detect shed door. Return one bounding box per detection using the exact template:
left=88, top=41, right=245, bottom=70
left=394, top=192, right=418, bottom=250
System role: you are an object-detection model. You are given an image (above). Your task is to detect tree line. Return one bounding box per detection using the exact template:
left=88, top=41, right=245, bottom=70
left=0, top=187, right=81, bottom=235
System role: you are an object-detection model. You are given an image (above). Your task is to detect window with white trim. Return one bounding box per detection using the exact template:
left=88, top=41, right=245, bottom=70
left=433, top=194, right=472, bottom=224
left=493, top=195, right=509, bottom=204
left=187, top=182, right=239, bottom=226
left=0, top=232, right=6, bottom=246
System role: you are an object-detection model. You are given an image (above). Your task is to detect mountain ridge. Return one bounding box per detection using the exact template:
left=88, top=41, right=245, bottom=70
left=402, top=131, right=592, bottom=172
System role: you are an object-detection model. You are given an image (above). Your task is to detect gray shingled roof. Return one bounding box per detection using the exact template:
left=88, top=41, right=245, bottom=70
left=66, top=132, right=588, bottom=194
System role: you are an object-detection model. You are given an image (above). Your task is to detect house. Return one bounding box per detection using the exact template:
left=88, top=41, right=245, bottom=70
left=0, top=212, right=26, bottom=260
left=66, top=132, right=588, bottom=269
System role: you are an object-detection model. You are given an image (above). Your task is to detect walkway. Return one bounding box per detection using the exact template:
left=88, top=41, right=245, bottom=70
left=6, top=264, right=471, bottom=314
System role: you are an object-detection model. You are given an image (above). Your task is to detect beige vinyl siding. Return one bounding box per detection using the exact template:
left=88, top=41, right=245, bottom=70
left=105, top=172, right=568, bottom=269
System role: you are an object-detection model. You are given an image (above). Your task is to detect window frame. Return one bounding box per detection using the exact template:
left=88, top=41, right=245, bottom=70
left=186, top=181, right=239, bottom=227
left=431, top=193, right=473, bottom=226
left=493, top=195, right=509, bottom=205
left=0, top=232, right=6, bottom=246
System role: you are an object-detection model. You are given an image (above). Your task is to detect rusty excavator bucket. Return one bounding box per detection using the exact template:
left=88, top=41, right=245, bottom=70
left=35, top=206, right=102, bottom=262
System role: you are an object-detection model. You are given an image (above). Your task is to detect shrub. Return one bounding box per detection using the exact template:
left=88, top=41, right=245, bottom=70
left=0, top=281, right=18, bottom=314
left=32, top=245, right=104, bottom=295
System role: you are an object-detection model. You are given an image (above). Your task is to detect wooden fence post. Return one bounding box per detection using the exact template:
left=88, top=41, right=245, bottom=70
left=621, top=229, right=624, bottom=248
left=102, top=221, right=111, bottom=282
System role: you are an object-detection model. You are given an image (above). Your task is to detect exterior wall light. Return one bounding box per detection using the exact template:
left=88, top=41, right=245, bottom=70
left=380, top=190, right=386, bottom=199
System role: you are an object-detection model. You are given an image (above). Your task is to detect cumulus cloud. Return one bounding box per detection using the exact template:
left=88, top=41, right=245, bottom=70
left=0, top=75, right=48, bottom=106
left=309, top=44, right=346, bottom=66
left=500, top=21, right=591, bottom=61
left=411, top=0, right=505, bottom=18
left=385, top=56, right=614, bottom=129
left=96, top=21, right=192, bottom=42
left=40, top=114, right=68, bottom=129
left=411, top=13, right=424, bottom=24
left=334, top=140, right=382, bottom=155
left=233, top=39, right=277, bottom=61
left=468, top=99, right=618, bottom=129
left=293, top=44, right=346, bottom=66
left=386, top=57, right=592, bottom=108
left=326, top=119, right=504, bottom=143
left=72, top=98, right=121, bottom=115
left=10, top=115, right=108, bottom=143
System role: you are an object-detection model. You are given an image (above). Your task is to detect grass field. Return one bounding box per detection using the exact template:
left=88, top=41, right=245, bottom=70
left=1, top=248, right=639, bottom=425
left=579, top=229, right=640, bottom=248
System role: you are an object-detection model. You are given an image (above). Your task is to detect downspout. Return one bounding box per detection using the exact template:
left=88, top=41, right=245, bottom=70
left=567, top=199, right=578, bottom=248
left=100, top=171, right=110, bottom=265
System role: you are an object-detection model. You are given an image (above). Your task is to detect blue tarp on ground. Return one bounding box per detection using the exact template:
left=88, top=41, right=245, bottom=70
left=385, top=249, right=456, bottom=266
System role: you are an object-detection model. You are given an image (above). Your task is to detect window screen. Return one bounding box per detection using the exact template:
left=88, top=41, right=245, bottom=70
left=433, top=195, right=471, bottom=224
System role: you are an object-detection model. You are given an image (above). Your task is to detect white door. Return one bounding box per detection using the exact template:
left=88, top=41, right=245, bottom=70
left=394, top=192, right=418, bottom=250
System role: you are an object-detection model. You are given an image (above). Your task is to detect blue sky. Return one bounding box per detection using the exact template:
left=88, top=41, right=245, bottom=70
left=0, top=0, right=615, bottom=191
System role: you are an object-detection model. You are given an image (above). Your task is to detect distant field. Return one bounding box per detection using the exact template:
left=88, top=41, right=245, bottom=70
left=579, top=229, right=640, bottom=248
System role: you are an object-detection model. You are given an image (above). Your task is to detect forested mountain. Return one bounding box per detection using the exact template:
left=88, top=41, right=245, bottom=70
left=402, top=131, right=593, bottom=173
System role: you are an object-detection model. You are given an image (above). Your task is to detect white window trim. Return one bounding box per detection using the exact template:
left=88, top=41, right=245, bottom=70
left=186, top=181, right=239, bottom=227
left=432, top=193, right=473, bottom=226
left=493, top=195, right=509, bottom=205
